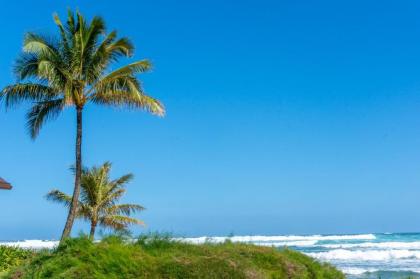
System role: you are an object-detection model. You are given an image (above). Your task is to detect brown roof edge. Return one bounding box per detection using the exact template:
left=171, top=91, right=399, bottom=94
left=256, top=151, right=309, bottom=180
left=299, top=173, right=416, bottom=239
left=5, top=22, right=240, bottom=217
left=0, top=178, right=12, bottom=190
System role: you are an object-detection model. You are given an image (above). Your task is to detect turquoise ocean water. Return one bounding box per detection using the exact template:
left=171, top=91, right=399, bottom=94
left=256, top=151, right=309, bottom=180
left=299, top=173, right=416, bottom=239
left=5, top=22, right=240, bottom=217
left=182, top=233, right=420, bottom=279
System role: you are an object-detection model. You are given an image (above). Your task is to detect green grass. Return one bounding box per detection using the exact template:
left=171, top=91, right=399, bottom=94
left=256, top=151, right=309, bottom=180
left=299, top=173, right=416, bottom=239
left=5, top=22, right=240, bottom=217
left=0, top=245, right=33, bottom=274
left=4, top=234, right=344, bottom=279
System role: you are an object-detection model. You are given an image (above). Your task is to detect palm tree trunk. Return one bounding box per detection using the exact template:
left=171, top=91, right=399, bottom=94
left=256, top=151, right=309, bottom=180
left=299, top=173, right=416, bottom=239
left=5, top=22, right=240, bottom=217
left=61, top=106, right=83, bottom=241
left=89, top=221, right=97, bottom=240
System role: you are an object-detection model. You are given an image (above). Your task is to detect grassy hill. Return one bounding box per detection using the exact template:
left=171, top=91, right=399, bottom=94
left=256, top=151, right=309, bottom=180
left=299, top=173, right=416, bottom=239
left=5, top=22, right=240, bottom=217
left=2, top=235, right=344, bottom=279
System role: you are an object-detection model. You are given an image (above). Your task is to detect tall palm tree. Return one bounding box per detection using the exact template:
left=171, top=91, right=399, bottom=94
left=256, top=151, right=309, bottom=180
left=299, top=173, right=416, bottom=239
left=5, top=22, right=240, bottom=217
left=46, top=162, right=144, bottom=240
left=0, top=10, right=164, bottom=240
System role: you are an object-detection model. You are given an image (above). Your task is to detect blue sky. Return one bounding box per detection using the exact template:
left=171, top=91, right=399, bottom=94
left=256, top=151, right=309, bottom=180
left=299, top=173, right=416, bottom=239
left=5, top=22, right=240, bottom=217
left=2, top=0, right=420, bottom=240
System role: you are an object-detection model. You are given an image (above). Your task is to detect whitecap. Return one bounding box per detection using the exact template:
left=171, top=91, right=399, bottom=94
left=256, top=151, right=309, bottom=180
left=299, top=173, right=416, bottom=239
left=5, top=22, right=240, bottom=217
left=179, top=234, right=375, bottom=244
left=308, top=249, right=420, bottom=261
left=253, top=240, right=318, bottom=247
left=341, top=267, right=379, bottom=275
left=322, top=241, right=420, bottom=250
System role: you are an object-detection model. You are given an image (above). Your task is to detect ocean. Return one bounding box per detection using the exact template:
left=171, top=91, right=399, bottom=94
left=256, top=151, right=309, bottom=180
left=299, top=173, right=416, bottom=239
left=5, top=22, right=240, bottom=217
left=3, top=233, right=420, bottom=278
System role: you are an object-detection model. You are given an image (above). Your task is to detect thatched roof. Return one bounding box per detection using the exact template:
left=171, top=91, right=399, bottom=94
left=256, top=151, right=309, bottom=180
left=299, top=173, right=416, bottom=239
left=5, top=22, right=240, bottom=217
left=0, top=178, right=12, bottom=190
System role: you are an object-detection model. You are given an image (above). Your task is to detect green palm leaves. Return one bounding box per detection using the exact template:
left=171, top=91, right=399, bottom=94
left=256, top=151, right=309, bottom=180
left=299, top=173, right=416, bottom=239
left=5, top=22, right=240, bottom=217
left=46, top=162, right=144, bottom=240
left=2, top=10, right=164, bottom=138
left=0, top=10, right=164, bottom=240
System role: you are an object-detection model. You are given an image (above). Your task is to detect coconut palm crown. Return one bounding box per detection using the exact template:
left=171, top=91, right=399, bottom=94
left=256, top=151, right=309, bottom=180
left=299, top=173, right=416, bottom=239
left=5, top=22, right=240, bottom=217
left=1, top=10, right=164, bottom=240
left=46, top=162, right=144, bottom=240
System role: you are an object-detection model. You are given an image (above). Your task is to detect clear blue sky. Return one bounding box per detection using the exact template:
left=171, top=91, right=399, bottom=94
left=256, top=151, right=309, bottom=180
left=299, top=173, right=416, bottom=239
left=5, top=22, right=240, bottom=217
left=2, top=0, right=420, bottom=240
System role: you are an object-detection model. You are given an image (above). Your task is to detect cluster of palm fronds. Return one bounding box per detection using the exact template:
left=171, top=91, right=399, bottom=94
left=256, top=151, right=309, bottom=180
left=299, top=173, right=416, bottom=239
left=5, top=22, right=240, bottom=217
left=3, top=10, right=164, bottom=138
left=47, top=162, right=144, bottom=239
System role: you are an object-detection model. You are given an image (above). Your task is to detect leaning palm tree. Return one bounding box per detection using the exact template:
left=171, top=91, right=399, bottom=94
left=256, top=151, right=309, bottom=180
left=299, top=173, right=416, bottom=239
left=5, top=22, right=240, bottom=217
left=46, top=162, right=144, bottom=240
left=1, top=10, right=164, bottom=240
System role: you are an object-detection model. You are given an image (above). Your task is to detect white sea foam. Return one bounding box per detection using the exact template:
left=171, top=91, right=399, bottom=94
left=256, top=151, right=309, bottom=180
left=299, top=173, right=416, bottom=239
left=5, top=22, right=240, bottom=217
left=341, top=266, right=420, bottom=275
left=180, top=234, right=375, bottom=244
left=253, top=240, right=317, bottom=247
left=322, top=241, right=420, bottom=250
left=341, top=267, right=379, bottom=275
left=308, top=249, right=420, bottom=261
left=0, top=240, right=58, bottom=250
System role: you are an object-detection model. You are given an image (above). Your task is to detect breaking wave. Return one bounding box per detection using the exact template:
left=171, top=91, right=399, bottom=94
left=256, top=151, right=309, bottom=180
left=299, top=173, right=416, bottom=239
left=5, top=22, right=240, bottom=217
left=308, top=249, right=420, bottom=261
left=321, top=241, right=420, bottom=250
left=180, top=234, right=375, bottom=244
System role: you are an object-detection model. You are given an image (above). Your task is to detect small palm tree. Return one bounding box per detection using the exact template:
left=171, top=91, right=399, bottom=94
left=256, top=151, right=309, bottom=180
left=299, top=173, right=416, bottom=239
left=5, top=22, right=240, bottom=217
left=1, top=10, right=164, bottom=240
left=46, top=162, right=144, bottom=240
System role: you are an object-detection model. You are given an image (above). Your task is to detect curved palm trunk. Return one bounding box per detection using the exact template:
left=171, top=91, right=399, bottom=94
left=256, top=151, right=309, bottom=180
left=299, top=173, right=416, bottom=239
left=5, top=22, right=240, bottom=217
left=61, top=107, right=83, bottom=241
left=89, top=221, right=97, bottom=240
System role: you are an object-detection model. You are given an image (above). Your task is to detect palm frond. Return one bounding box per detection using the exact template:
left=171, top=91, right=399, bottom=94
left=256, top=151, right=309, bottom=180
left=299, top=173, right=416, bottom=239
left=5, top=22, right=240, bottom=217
left=99, top=188, right=126, bottom=207
left=91, top=73, right=164, bottom=116
left=14, top=54, right=41, bottom=81
left=95, top=90, right=165, bottom=116
left=23, top=32, right=59, bottom=57
left=106, top=204, right=145, bottom=215
left=94, top=60, right=152, bottom=86
left=45, top=189, right=72, bottom=207
left=1, top=83, right=58, bottom=108
left=36, top=60, right=69, bottom=88
left=26, top=98, right=65, bottom=139
left=84, top=33, right=134, bottom=84
left=109, top=174, right=133, bottom=190
left=99, top=215, right=145, bottom=230
left=106, top=37, right=134, bottom=58
left=53, top=12, right=70, bottom=51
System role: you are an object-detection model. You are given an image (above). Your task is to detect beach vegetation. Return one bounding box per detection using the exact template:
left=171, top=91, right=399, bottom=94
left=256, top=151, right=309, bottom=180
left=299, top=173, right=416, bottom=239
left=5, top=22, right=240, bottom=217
left=0, top=246, right=33, bottom=274
left=4, top=234, right=345, bottom=279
